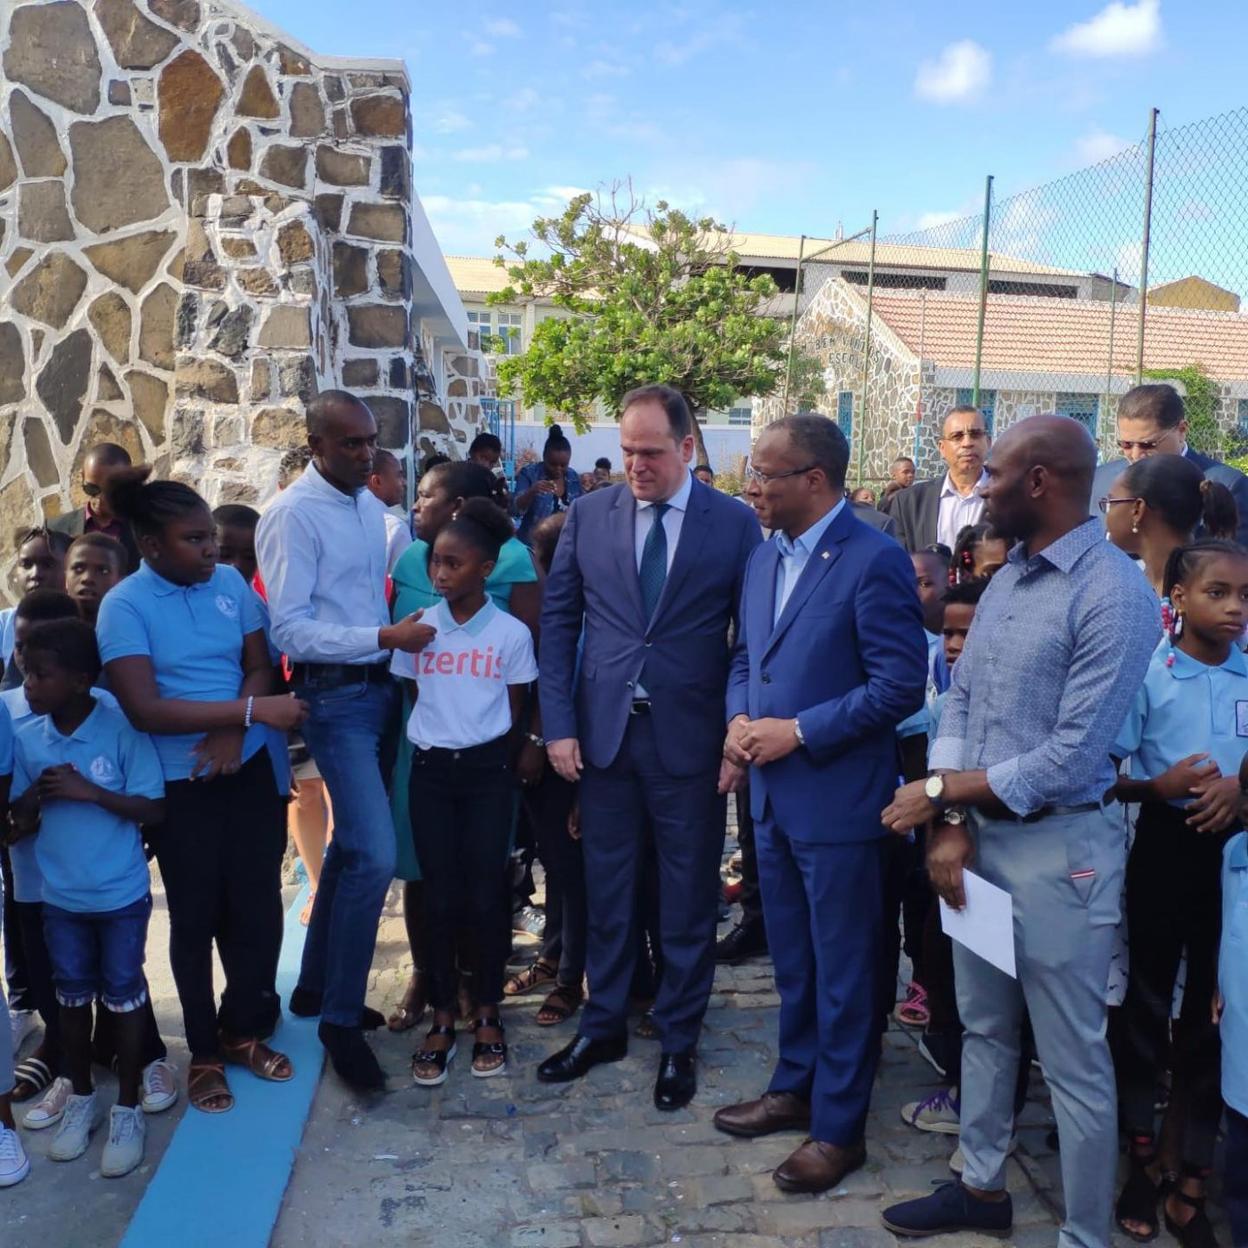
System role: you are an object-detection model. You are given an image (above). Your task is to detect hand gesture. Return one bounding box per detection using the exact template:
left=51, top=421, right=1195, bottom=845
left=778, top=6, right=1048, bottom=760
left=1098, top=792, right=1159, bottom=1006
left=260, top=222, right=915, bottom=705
left=717, top=758, right=747, bottom=795
left=1186, top=773, right=1240, bottom=834
left=36, top=763, right=100, bottom=805
left=253, top=692, right=310, bottom=732
left=737, top=718, right=799, bottom=767
left=1153, top=753, right=1219, bottom=801
left=926, top=821, right=975, bottom=910
left=723, top=716, right=753, bottom=768
left=535, top=480, right=556, bottom=496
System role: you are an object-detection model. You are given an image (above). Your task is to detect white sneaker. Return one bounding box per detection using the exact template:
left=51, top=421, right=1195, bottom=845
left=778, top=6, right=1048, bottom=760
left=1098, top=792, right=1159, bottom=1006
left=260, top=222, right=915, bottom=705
left=949, top=1133, right=1019, bottom=1175
left=900, top=1085, right=961, bottom=1135
left=49, top=1091, right=99, bottom=1162
left=0, top=1126, right=31, bottom=1187
left=10, top=1009, right=39, bottom=1054
left=141, top=1060, right=178, bottom=1114
left=23, top=1075, right=73, bottom=1130
left=100, top=1105, right=146, bottom=1178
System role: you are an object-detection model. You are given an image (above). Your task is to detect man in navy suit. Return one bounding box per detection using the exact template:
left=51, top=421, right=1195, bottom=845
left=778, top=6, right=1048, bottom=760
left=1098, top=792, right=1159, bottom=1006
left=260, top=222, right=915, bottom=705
left=714, top=412, right=928, bottom=1192
left=536, top=384, right=762, bottom=1109
left=1090, top=382, right=1248, bottom=543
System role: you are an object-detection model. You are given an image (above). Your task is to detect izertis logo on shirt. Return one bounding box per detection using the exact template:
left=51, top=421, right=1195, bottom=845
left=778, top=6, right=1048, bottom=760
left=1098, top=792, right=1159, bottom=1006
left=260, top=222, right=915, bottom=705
left=89, top=755, right=117, bottom=784
left=419, top=647, right=505, bottom=679
left=215, top=594, right=239, bottom=619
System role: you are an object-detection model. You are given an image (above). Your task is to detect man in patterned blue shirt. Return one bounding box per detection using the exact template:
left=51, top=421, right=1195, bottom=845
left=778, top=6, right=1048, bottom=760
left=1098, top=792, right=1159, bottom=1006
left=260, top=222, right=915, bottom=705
left=879, top=414, right=1159, bottom=1248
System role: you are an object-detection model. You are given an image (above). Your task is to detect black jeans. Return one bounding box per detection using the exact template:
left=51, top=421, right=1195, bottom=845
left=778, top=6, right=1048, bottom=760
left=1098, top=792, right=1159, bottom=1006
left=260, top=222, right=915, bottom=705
left=529, top=771, right=587, bottom=987
left=1226, top=1106, right=1248, bottom=1247
left=1118, top=801, right=1225, bottom=1168
left=409, top=736, right=515, bottom=1011
left=153, top=752, right=286, bottom=1059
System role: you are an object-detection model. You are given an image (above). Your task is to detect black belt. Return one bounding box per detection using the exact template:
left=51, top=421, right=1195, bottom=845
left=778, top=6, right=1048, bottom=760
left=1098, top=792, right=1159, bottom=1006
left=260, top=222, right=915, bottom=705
left=629, top=699, right=653, bottom=716
left=290, top=661, right=390, bottom=688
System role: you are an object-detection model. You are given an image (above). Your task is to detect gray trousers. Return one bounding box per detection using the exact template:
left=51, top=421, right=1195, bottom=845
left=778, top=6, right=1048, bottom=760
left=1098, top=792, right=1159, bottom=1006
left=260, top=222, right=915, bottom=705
left=956, top=806, right=1124, bottom=1248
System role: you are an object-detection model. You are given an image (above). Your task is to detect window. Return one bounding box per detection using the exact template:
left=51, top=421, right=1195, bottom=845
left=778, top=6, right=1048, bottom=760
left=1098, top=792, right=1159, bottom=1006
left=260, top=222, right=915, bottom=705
left=955, top=388, right=996, bottom=437
left=727, top=405, right=752, bottom=426
left=836, top=391, right=854, bottom=442
left=987, top=280, right=1077, bottom=299
left=843, top=270, right=947, bottom=291
left=1237, top=398, right=1248, bottom=438
left=1055, top=392, right=1099, bottom=436
left=467, top=310, right=491, bottom=326
left=495, top=312, right=523, bottom=355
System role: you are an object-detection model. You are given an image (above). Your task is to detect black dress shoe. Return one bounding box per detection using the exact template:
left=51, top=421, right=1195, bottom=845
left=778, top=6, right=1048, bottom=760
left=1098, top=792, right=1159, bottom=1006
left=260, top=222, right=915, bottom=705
left=654, top=1051, right=697, bottom=1111
left=715, top=922, right=768, bottom=964
left=536, top=1033, right=628, bottom=1083
left=290, top=985, right=322, bottom=1017
left=318, top=1021, right=386, bottom=1091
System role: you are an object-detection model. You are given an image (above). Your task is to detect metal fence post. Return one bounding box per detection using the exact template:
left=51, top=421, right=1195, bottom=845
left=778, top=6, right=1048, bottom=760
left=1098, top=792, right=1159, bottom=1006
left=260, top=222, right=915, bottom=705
left=972, top=175, right=994, bottom=407
left=857, top=209, right=878, bottom=486
left=1105, top=266, right=1119, bottom=457
left=781, top=233, right=806, bottom=415
left=1135, top=107, right=1159, bottom=384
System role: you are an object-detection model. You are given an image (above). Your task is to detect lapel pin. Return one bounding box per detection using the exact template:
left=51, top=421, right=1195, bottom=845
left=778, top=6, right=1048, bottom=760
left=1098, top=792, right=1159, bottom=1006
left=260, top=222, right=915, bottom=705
left=821, top=551, right=830, bottom=559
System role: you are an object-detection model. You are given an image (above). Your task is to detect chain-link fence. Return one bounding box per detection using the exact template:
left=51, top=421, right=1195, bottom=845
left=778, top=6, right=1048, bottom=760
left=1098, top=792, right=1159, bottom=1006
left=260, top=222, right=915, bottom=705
left=762, top=106, right=1248, bottom=483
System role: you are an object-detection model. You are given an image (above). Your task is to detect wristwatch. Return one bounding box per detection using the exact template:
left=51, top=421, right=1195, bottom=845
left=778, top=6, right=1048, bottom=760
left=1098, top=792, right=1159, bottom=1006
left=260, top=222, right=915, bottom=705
left=941, top=807, right=967, bottom=826
left=924, top=774, right=946, bottom=811
left=793, top=718, right=806, bottom=748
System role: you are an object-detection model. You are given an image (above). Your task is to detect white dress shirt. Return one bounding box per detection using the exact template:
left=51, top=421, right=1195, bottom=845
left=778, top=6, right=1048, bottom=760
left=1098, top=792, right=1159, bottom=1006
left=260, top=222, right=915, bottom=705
left=256, top=462, right=391, bottom=664
left=634, top=469, right=693, bottom=573
left=936, top=470, right=988, bottom=551
left=383, top=509, right=413, bottom=573
left=774, top=497, right=845, bottom=626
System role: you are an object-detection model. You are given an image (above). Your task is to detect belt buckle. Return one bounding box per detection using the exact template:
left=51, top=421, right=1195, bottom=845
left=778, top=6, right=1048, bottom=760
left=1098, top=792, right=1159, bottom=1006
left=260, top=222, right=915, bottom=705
left=630, top=699, right=652, bottom=716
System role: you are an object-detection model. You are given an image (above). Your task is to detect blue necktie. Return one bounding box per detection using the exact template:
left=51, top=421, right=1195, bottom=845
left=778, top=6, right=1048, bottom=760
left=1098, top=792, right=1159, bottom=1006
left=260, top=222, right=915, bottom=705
left=639, top=503, right=670, bottom=621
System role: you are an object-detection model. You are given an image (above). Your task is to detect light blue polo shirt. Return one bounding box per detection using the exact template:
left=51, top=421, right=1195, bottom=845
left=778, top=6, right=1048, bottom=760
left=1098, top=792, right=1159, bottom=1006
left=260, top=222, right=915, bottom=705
left=1222, top=832, right=1248, bottom=1116
left=0, top=698, right=12, bottom=779
left=96, top=562, right=267, bottom=781
left=897, top=630, right=940, bottom=741
left=2, top=686, right=120, bottom=904
left=12, top=701, right=163, bottom=913
left=1114, top=646, right=1248, bottom=807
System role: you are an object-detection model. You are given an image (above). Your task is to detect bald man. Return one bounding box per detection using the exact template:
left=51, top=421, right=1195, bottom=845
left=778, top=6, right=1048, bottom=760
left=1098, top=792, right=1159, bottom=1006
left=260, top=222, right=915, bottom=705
left=879, top=416, right=1159, bottom=1247
left=50, top=442, right=141, bottom=574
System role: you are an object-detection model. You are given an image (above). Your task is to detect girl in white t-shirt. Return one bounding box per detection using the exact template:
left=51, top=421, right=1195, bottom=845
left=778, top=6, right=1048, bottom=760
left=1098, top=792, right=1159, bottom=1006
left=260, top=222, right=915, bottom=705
left=391, top=498, right=538, bottom=1086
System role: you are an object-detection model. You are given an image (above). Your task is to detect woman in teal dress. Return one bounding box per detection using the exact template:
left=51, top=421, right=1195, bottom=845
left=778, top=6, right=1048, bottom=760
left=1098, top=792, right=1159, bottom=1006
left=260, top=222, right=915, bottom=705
left=386, top=460, right=543, bottom=1030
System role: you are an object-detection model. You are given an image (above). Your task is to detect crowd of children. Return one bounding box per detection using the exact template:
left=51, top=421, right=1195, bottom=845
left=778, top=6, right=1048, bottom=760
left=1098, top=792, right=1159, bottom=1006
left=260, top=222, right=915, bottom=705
left=0, top=410, right=1245, bottom=1248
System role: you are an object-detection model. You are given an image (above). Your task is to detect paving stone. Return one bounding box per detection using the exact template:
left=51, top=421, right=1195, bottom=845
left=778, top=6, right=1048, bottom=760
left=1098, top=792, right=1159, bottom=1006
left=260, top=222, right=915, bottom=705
left=582, top=1215, right=651, bottom=1246
left=511, top=1225, right=582, bottom=1248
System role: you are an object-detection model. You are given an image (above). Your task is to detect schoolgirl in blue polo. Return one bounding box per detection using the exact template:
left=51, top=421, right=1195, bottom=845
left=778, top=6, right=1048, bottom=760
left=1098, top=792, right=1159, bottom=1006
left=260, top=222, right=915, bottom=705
left=0, top=698, right=28, bottom=1188
left=1112, top=539, right=1248, bottom=1243
left=96, top=468, right=307, bottom=1116
left=9, top=618, right=163, bottom=1178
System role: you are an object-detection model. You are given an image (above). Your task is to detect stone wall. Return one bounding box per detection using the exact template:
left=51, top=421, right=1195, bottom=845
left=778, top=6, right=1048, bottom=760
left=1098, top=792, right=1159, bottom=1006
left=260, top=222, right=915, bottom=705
left=0, top=0, right=479, bottom=596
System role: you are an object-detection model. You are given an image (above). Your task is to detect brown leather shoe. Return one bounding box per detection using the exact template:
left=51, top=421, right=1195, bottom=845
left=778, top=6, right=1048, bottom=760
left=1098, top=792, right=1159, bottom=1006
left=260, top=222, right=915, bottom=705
left=773, top=1138, right=866, bottom=1193
left=713, top=1092, right=812, bottom=1138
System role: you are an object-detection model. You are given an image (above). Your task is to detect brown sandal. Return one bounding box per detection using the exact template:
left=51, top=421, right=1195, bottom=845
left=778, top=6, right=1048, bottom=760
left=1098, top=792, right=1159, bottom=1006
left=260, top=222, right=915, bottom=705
left=503, top=960, right=557, bottom=997
left=221, top=1036, right=294, bottom=1082
left=188, top=1061, right=235, bottom=1113
left=536, top=983, right=584, bottom=1026
left=387, top=971, right=427, bottom=1032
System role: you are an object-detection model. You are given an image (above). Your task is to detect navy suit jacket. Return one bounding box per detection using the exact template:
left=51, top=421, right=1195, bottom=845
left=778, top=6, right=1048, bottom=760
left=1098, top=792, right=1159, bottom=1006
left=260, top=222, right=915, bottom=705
left=540, top=477, right=762, bottom=776
left=1090, top=447, right=1248, bottom=545
left=727, top=505, right=928, bottom=843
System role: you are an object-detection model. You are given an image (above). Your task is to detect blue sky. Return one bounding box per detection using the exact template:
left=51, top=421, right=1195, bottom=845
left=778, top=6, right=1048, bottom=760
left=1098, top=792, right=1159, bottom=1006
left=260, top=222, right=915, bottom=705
left=256, top=0, right=1245, bottom=260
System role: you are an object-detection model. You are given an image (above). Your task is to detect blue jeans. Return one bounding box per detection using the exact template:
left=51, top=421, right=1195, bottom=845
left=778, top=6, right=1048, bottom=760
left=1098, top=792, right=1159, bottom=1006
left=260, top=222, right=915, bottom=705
left=42, top=894, right=151, bottom=1013
left=296, top=679, right=398, bottom=1027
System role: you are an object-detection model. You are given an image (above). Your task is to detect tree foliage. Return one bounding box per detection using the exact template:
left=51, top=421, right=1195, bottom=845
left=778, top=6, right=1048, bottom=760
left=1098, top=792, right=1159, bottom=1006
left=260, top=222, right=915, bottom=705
left=489, top=183, right=816, bottom=444
left=1142, top=363, right=1224, bottom=455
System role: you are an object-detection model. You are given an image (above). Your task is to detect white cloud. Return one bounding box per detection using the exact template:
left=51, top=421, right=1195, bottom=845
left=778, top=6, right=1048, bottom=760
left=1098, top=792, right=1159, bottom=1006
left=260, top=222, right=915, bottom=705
left=917, top=210, right=964, bottom=230
left=452, top=144, right=531, bottom=163
left=1074, top=127, right=1131, bottom=164
left=914, top=40, right=992, bottom=103
left=504, top=86, right=541, bottom=112
left=423, top=194, right=544, bottom=254
left=469, top=39, right=494, bottom=56
left=655, top=11, right=747, bottom=67
left=1050, top=0, right=1162, bottom=58
left=432, top=110, right=471, bottom=134
left=483, top=17, right=521, bottom=37
left=583, top=58, right=629, bottom=79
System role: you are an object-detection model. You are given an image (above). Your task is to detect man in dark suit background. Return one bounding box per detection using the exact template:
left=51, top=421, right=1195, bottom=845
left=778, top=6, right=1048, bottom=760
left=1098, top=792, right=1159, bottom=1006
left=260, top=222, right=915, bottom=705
left=714, top=413, right=928, bottom=1192
left=537, top=384, right=762, bottom=1109
left=49, top=441, right=141, bottom=574
left=891, top=406, right=991, bottom=552
left=1090, top=382, right=1248, bottom=544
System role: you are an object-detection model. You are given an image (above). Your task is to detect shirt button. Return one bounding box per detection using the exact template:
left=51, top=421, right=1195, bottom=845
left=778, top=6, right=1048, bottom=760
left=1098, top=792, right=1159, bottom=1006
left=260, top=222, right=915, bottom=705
left=626, top=680, right=635, bottom=689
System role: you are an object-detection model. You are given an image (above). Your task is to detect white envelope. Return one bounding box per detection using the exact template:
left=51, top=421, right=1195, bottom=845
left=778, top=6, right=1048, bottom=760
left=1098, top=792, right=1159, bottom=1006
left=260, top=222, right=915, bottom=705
left=939, top=869, right=1017, bottom=979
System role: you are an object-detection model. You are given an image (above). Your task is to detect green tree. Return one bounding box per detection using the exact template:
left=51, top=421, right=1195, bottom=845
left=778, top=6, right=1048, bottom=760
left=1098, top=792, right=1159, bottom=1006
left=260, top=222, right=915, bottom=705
left=489, top=184, right=816, bottom=462
left=1142, top=363, right=1225, bottom=455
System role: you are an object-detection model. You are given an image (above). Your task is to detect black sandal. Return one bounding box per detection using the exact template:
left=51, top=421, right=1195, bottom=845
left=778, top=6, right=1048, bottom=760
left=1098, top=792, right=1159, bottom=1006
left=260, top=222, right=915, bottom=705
left=411, top=1024, right=456, bottom=1087
left=469, top=1014, right=507, bottom=1079
left=1164, top=1170, right=1218, bottom=1248
left=1115, top=1136, right=1164, bottom=1243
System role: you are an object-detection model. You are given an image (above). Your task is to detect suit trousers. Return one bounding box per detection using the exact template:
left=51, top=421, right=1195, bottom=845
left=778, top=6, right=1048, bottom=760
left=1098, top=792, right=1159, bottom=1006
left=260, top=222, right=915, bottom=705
left=956, top=807, right=1124, bottom=1248
left=578, top=713, right=724, bottom=1053
left=757, top=816, right=884, bottom=1146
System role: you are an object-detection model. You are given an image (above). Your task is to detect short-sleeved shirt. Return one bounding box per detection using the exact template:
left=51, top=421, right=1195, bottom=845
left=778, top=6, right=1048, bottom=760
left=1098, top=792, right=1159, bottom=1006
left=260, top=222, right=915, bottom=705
left=1114, top=645, right=1248, bottom=808
left=2, top=686, right=119, bottom=903
left=12, top=701, right=163, bottom=912
left=96, top=561, right=266, bottom=781
left=390, top=535, right=537, bottom=621
left=897, top=631, right=940, bottom=741
left=1221, top=832, right=1248, bottom=1115
left=390, top=597, right=537, bottom=750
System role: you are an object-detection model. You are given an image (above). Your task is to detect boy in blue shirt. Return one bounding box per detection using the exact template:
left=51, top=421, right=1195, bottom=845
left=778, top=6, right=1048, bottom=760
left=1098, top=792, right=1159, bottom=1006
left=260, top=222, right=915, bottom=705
left=10, top=619, right=164, bottom=1178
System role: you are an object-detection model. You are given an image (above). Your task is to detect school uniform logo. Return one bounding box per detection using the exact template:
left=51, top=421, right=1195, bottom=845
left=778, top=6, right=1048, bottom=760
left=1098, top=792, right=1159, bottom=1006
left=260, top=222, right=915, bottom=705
left=89, top=755, right=117, bottom=783
left=1237, top=701, right=1248, bottom=738
left=215, top=594, right=239, bottom=620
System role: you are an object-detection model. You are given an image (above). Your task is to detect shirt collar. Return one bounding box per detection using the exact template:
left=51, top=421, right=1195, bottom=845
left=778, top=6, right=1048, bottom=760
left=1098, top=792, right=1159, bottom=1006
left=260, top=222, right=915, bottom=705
left=1165, top=645, right=1248, bottom=681
left=941, top=470, right=988, bottom=500
left=303, top=460, right=364, bottom=504
left=637, top=469, right=694, bottom=515
left=136, top=560, right=210, bottom=597
left=1009, top=517, right=1102, bottom=575
left=41, top=700, right=103, bottom=745
left=776, top=496, right=846, bottom=558
left=434, top=596, right=498, bottom=637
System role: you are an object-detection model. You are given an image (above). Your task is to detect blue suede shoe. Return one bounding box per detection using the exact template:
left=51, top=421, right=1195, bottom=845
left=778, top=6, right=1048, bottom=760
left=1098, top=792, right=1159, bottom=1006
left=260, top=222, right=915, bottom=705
left=882, top=1181, right=1013, bottom=1238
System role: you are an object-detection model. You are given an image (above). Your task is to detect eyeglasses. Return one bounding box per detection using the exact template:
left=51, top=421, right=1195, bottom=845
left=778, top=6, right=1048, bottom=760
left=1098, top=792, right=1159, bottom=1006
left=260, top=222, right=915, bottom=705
left=743, top=462, right=818, bottom=486
left=942, top=429, right=989, bottom=445
left=81, top=481, right=102, bottom=498
left=1097, top=496, right=1142, bottom=513
left=1116, top=436, right=1171, bottom=453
